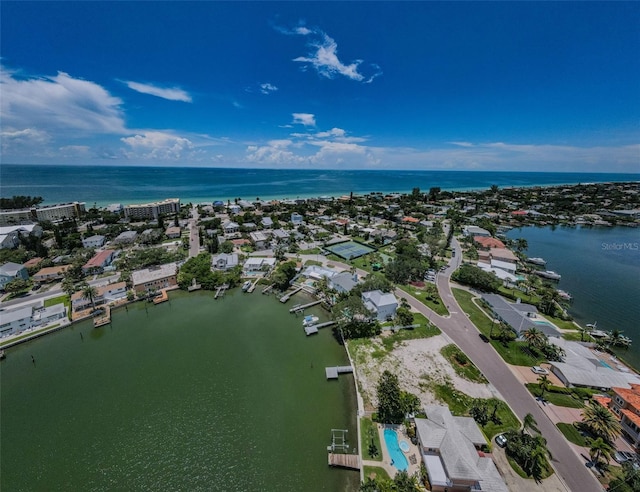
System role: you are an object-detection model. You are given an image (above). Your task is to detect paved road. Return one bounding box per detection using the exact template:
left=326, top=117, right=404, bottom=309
left=189, top=205, right=200, bottom=258
left=414, top=236, right=601, bottom=492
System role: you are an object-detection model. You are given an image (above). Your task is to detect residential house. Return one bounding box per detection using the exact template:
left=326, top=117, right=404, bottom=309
left=165, top=226, right=181, bottom=239
left=481, top=294, right=556, bottom=336
left=32, top=304, right=67, bottom=327
left=71, top=281, right=127, bottom=311
left=489, top=248, right=518, bottom=264
left=249, top=231, right=270, bottom=250
left=33, top=265, right=70, bottom=283
left=606, top=384, right=640, bottom=450
left=361, top=290, right=398, bottom=321
left=211, top=253, right=239, bottom=271
left=261, top=217, right=274, bottom=229
left=82, top=234, right=106, bottom=249
left=0, top=262, right=29, bottom=289
left=0, top=306, right=33, bottom=337
left=329, top=272, right=358, bottom=293
left=0, top=224, right=43, bottom=238
left=473, top=236, right=505, bottom=250
left=291, top=212, right=304, bottom=225
left=82, top=250, right=115, bottom=273
left=415, top=405, right=508, bottom=492
left=228, top=204, right=241, bottom=214
left=242, top=257, right=276, bottom=276
left=463, top=225, right=491, bottom=237
left=222, top=220, right=240, bottom=235
left=271, top=228, right=290, bottom=243
left=242, top=222, right=257, bottom=231
left=132, top=263, right=178, bottom=294
left=0, top=232, right=19, bottom=249
left=113, top=230, right=138, bottom=244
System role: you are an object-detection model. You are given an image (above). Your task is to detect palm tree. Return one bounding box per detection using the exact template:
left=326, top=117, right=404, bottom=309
left=81, top=283, right=98, bottom=312
left=528, top=435, right=552, bottom=482
left=581, top=403, right=621, bottom=444
left=522, top=412, right=540, bottom=435
left=537, top=374, right=552, bottom=401
left=586, top=436, right=614, bottom=468
left=522, top=327, right=546, bottom=350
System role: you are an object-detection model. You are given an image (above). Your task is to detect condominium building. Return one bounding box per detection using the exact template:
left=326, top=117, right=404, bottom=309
left=124, top=198, right=180, bottom=220
left=34, top=202, right=86, bottom=222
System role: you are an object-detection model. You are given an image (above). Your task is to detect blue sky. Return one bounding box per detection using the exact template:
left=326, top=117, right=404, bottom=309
left=1, top=1, right=639, bottom=172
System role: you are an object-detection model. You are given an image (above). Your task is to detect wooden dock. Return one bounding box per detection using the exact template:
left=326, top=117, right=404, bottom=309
left=153, top=289, right=169, bottom=304
left=261, top=283, right=275, bottom=295
left=280, top=286, right=303, bottom=303
left=214, top=284, right=229, bottom=299
left=304, top=320, right=336, bottom=336
left=289, top=300, right=322, bottom=313
left=328, top=453, right=360, bottom=470
left=325, top=365, right=353, bottom=379
left=246, top=278, right=260, bottom=293
left=93, top=306, right=111, bottom=328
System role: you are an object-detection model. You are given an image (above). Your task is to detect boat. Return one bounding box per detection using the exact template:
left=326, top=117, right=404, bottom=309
left=535, top=270, right=562, bottom=281
left=302, top=315, right=319, bottom=327
left=242, top=280, right=252, bottom=292
left=526, top=257, right=547, bottom=266
left=556, top=290, right=572, bottom=301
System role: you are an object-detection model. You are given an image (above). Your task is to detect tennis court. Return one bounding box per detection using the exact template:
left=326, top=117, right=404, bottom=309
left=325, top=240, right=376, bottom=260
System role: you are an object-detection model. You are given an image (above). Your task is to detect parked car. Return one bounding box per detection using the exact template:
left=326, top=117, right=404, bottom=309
left=613, top=450, right=637, bottom=464
left=479, top=333, right=490, bottom=343
left=531, top=366, right=549, bottom=375
left=495, top=434, right=508, bottom=448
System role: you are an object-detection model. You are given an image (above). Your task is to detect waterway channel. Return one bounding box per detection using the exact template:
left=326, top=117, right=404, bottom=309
left=1, top=290, right=359, bottom=491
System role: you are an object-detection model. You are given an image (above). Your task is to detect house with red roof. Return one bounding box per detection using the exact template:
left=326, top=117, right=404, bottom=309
left=473, top=236, right=506, bottom=250
left=82, top=250, right=115, bottom=273
left=608, top=384, right=640, bottom=451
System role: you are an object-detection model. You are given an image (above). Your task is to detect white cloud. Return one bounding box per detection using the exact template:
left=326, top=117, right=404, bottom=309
left=120, top=131, right=195, bottom=160
left=283, top=26, right=382, bottom=83
left=260, top=83, right=278, bottom=95
left=59, top=145, right=91, bottom=157
left=292, top=113, right=316, bottom=126
left=124, top=80, right=192, bottom=102
left=1, top=67, right=126, bottom=134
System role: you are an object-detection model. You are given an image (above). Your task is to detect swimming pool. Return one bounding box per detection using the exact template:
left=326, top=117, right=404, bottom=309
left=534, top=321, right=555, bottom=328
left=383, top=429, right=409, bottom=471
left=600, top=359, right=613, bottom=369
left=399, top=440, right=410, bottom=452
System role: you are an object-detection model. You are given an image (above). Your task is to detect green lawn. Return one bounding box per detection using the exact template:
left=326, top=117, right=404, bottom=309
left=497, top=286, right=541, bottom=305
left=380, top=313, right=440, bottom=352
left=44, top=294, right=71, bottom=317
left=362, top=466, right=391, bottom=482
left=525, top=383, right=585, bottom=408
left=452, top=288, right=546, bottom=366
left=556, top=422, right=587, bottom=446
left=440, top=344, right=488, bottom=384
left=360, top=417, right=383, bottom=461
left=399, top=284, right=449, bottom=316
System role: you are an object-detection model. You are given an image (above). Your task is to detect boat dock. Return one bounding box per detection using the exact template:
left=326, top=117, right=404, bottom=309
left=261, top=283, right=275, bottom=295
left=153, top=289, right=169, bottom=304
left=246, top=278, right=260, bottom=293
left=304, top=320, right=336, bottom=336
left=214, top=284, right=229, bottom=299
left=93, top=306, right=111, bottom=327
left=280, top=286, right=303, bottom=303
left=325, top=365, right=353, bottom=379
left=328, top=453, right=360, bottom=470
left=290, top=300, right=322, bottom=313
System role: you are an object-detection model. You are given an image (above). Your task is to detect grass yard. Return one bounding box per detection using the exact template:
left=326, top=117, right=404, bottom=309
left=362, top=466, right=391, bottom=482
left=44, top=294, right=71, bottom=316
left=360, top=417, right=383, bottom=461
left=380, top=313, right=440, bottom=352
left=525, top=383, right=585, bottom=408
left=556, top=422, right=587, bottom=446
left=399, top=284, right=449, bottom=316
left=440, top=344, right=488, bottom=384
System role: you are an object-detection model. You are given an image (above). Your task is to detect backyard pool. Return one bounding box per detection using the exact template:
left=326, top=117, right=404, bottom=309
left=383, top=429, right=408, bottom=471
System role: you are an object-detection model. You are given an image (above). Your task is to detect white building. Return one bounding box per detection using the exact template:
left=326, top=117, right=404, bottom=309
left=0, top=306, right=33, bottom=337
left=242, top=257, right=276, bottom=276
left=463, top=225, right=491, bottom=237
left=82, top=234, right=106, bottom=249
left=32, top=304, right=67, bottom=327
left=124, top=198, right=180, bottom=220
left=361, top=290, right=398, bottom=321
left=249, top=231, right=270, bottom=250
left=222, top=221, right=240, bottom=235
left=35, top=202, right=86, bottom=222
left=211, top=253, right=239, bottom=271
left=291, top=212, right=304, bottom=225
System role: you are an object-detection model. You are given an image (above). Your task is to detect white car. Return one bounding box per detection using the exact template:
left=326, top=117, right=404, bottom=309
left=531, top=366, right=549, bottom=375
left=495, top=434, right=508, bottom=448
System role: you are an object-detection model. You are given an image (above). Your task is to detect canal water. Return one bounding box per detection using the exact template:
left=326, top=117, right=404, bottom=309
left=506, top=225, right=640, bottom=368
left=0, top=291, right=359, bottom=491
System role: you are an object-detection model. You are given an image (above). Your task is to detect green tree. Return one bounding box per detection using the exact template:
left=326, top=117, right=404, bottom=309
left=522, top=412, right=540, bottom=435
left=537, top=374, right=552, bottom=401
left=581, top=403, right=621, bottom=443
left=395, top=306, right=413, bottom=327
left=377, top=371, right=405, bottom=424
left=81, top=283, right=98, bottom=311
left=61, top=276, right=76, bottom=297
left=4, top=278, right=31, bottom=293
left=522, top=327, right=546, bottom=350
left=586, top=436, right=614, bottom=468
left=220, top=241, right=234, bottom=254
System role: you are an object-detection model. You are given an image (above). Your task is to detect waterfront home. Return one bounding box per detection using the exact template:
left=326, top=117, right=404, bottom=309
left=362, top=290, right=398, bottom=321
left=222, top=220, right=240, bottom=235
left=595, top=384, right=640, bottom=451
left=71, top=281, right=128, bottom=311
left=477, top=263, right=519, bottom=283
left=328, top=272, right=358, bottom=293
left=547, top=338, right=640, bottom=391
left=481, top=294, right=561, bottom=337
left=132, top=263, right=178, bottom=295
left=82, top=250, right=116, bottom=274
left=32, top=303, right=67, bottom=327
left=81, top=234, right=106, bottom=249
left=0, top=306, right=33, bottom=337
left=415, top=405, right=508, bottom=492
left=489, top=248, right=518, bottom=264
left=123, top=198, right=180, bottom=220
left=211, top=253, right=239, bottom=271
left=242, top=257, right=276, bottom=276
left=32, top=265, right=70, bottom=283
left=473, top=236, right=506, bottom=250
left=228, top=204, right=241, bottom=214
left=463, top=225, right=491, bottom=237
left=0, top=262, right=29, bottom=289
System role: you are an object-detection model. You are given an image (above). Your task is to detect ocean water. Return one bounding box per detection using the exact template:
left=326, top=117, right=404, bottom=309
left=506, top=226, right=640, bottom=368
left=2, top=164, right=638, bottom=207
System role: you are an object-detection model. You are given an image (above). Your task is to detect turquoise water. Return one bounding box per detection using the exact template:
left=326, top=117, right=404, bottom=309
left=534, top=321, right=555, bottom=328
left=399, top=441, right=410, bottom=452
left=383, top=429, right=408, bottom=471
left=2, top=164, right=637, bottom=207
left=600, top=360, right=613, bottom=369
left=507, top=225, right=640, bottom=369
left=1, top=291, right=359, bottom=491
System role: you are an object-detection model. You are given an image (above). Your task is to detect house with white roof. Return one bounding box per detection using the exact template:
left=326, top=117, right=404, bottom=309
left=261, top=217, right=274, bottom=229
left=222, top=220, right=240, bottom=235
left=329, top=272, right=358, bottom=293
left=0, top=306, right=34, bottom=337
left=291, top=212, right=304, bottom=225
left=249, top=231, right=270, bottom=250
left=242, top=257, right=276, bottom=276
left=463, top=225, right=491, bottom=237
left=32, top=303, right=67, bottom=327
left=211, top=253, right=239, bottom=271
left=82, top=234, right=106, bottom=249
left=415, top=405, right=508, bottom=492
left=0, top=232, right=20, bottom=249
left=361, top=290, right=398, bottom=321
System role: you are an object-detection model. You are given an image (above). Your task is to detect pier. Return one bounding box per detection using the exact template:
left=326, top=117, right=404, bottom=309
left=93, top=306, right=111, bottom=327
left=153, top=289, right=169, bottom=304
left=261, top=283, right=275, bottom=295
left=328, top=453, right=360, bottom=470
left=289, top=300, right=322, bottom=313
left=214, top=284, right=229, bottom=299
left=304, top=320, right=336, bottom=336
left=279, top=286, right=303, bottom=303
left=246, top=278, right=260, bottom=293
left=325, top=365, right=353, bottom=379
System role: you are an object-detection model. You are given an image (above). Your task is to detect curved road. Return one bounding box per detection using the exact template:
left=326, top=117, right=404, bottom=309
left=407, top=236, right=600, bottom=492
